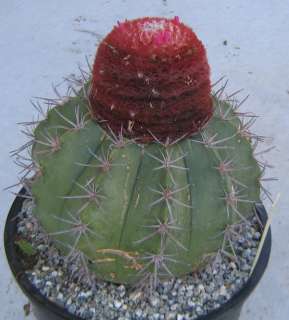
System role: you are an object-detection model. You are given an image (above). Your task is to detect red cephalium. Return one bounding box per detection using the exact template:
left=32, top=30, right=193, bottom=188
left=89, top=17, right=213, bottom=143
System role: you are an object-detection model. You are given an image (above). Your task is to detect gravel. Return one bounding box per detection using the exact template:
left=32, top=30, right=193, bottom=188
left=15, top=199, right=262, bottom=320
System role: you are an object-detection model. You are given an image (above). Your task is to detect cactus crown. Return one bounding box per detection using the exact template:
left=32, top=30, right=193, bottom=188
left=13, top=17, right=266, bottom=288
left=89, top=16, right=212, bottom=143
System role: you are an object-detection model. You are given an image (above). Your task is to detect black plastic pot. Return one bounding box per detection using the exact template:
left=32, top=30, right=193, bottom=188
left=4, top=188, right=271, bottom=320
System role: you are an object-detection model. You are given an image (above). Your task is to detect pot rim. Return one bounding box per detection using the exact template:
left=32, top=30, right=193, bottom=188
left=4, top=188, right=272, bottom=320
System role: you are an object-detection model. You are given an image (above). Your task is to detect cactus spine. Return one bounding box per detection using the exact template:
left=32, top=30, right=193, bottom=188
left=17, top=17, right=262, bottom=286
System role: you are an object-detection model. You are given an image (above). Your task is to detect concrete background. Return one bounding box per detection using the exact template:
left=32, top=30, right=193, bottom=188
left=0, top=0, right=288, bottom=319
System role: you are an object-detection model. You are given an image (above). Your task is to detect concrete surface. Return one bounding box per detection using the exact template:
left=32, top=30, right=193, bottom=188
left=0, top=0, right=288, bottom=319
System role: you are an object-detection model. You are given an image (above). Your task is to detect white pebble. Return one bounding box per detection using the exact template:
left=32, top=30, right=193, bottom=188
left=114, top=300, right=122, bottom=309
left=42, top=266, right=50, bottom=272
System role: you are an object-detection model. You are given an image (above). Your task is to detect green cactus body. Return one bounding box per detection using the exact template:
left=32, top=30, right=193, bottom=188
left=31, top=90, right=261, bottom=285
left=21, top=17, right=263, bottom=286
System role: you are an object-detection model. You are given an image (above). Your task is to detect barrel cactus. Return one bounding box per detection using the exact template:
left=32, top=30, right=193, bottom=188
left=16, top=17, right=263, bottom=287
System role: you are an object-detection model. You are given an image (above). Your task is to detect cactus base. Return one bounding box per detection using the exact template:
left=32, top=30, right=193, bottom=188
left=5, top=190, right=271, bottom=320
